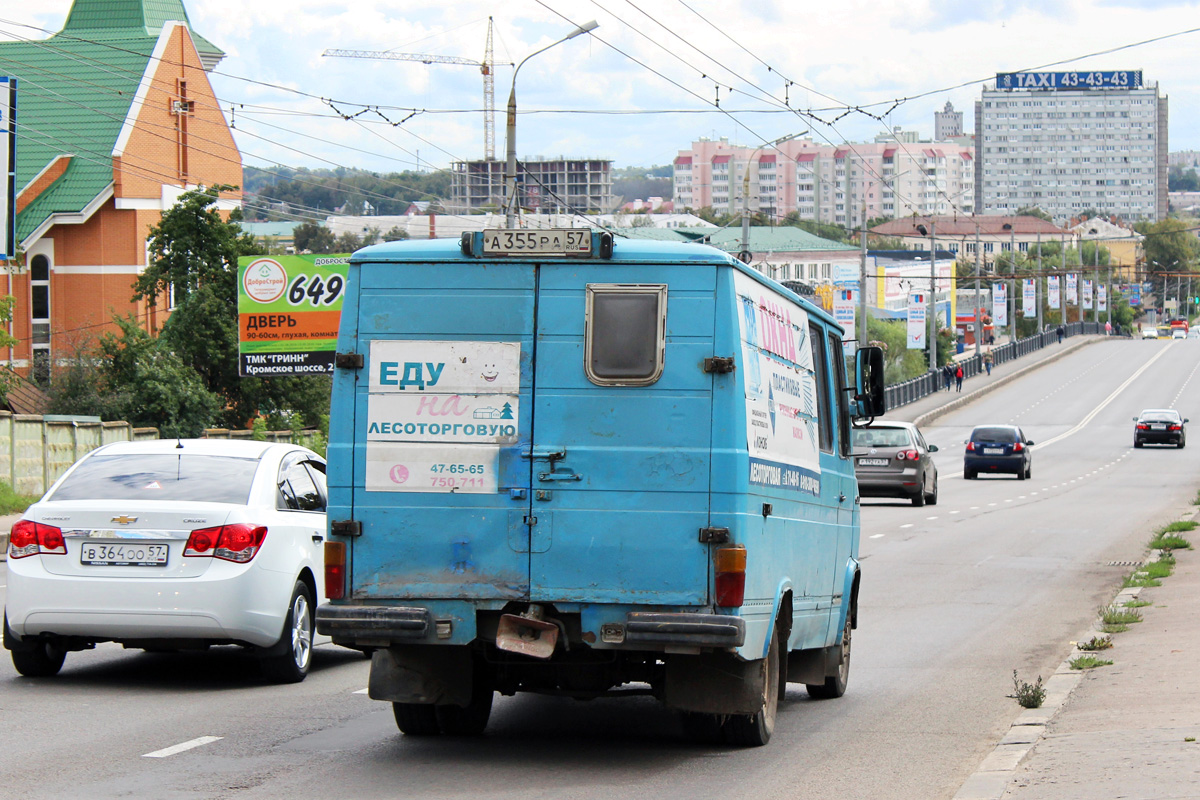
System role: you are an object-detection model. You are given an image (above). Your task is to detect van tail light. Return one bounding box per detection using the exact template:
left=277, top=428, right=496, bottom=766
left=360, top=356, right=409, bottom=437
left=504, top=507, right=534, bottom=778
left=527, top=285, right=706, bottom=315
left=9, top=520, right=66, bottom=558
left=325, top=541, right=347, bottom=600
left=184, top=523, right=267, bottom=563
left=715, top=545, right=747, bottom=608
left=1013, top=442, right=1024, bottom=452
left=896, top=449, right=919, bottom=461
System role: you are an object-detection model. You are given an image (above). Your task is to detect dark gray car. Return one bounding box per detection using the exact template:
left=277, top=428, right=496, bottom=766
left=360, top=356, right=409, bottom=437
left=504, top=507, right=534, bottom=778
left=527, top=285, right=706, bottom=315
left=852, top=421, right=939, bottom=506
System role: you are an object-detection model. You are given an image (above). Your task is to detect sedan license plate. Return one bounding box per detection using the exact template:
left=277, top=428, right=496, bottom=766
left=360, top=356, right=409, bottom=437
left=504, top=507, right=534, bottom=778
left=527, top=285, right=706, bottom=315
left=857, top=458, right=890, bottom=467
left=1151, top=424, right=1167, bottom=430
left=80, top=541, right=168, bottom=566
left=983, top=447, right=1005, bottom=455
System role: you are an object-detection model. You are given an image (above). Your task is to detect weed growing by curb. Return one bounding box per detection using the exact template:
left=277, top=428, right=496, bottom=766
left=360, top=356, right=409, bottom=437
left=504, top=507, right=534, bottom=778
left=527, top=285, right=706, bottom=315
left=1151, top=520, right=1195, bottom=550
left=1100, top=606, right=1143, bottom=626
left=1142, top=557, right=1175, bottom=580
left=1123, top=599, right=1151, bottom=608
left=1076, top=635, right=1113, bottom=651
left=0, top=481, right=40, bottom=515
left=1010, top=671, right=1046, bottom=708
left=1123, top=570, right=1162, bottom=589
left=1069, top=654, right=1113, bottom=670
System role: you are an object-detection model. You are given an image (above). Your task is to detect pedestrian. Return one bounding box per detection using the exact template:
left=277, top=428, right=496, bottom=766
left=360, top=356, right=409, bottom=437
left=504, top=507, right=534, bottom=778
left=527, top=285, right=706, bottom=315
left=983, top=350, right=993, bottom=376
left=954, top=363, right=964, bottom=392
left=942, top=362, right=953, bottom=391
left=1105, top=320, right=1112, bottom=336
left=1056, top=324, right=1065, bottom=344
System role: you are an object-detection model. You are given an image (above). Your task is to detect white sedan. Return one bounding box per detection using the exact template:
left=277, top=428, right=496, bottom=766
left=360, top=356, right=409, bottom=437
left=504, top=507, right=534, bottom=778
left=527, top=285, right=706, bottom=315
left=3, top=439, right=328, bottom=683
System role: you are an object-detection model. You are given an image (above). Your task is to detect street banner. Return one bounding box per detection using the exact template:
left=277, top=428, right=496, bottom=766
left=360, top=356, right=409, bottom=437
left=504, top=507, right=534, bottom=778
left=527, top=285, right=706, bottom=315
left=238, top=254, right=350, bottom=377
left=1065, top=273, right=1078, bottom=304
left=1082, top=279, right=1093, bottom=310
left=1047, top=275, right=1060, bottom=310
left=1098, top=284, right=1107, bottom=313
left=907, top=291, right=926, bottom=350
left=832, top=288, right=855, bottom=343
left=993, top=282, right=1008, bottom=327
left=1131, top=284, right=1141, bottom=306
left=1022, top=278, right=1036, bottom=316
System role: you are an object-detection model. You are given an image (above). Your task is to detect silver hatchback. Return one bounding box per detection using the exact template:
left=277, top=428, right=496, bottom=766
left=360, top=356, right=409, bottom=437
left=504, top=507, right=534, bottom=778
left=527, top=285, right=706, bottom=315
left=852, top=421, right=939, bottom=506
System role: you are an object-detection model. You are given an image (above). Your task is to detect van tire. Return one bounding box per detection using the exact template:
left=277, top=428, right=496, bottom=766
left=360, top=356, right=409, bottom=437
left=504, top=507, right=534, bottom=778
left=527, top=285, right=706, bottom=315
left=393, top=702, right=441, bottom=736
left=723, top=627, right=780, bottom=747
left=807, top=609, right=852, bottom=699
left=435, top=667, right=495, bottom=736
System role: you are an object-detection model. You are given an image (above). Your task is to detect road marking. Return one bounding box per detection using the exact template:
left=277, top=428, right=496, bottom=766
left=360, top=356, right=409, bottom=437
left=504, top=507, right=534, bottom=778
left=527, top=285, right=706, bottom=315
left=926, top=516, right=939, bottom=520
left=900, top=523, right=913, bottom=529
left=870, top=533, right=885, bottom=539
left=354, top=688, right=369, bottom=694
left=950, top=510, right=960, bottom=514
left=143, top=736, right=222, bottom=758
left=970, top=506, right=980, bottom=510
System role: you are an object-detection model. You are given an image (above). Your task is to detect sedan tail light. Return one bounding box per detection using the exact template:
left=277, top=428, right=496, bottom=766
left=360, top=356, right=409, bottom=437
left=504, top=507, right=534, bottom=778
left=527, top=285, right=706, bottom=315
left=896, top=449, right=920, bottom=461
left=185, top=523, right=267, bottom=563
left=1136, top=424, right=1150, bottom=430
left=1169, top=425, right=1182, bottom=431
left=965, top=442, right=976, bottom=452
left=9, top=520, right=66, bottom=558
left=1012, top=442, right=1024, bottom=452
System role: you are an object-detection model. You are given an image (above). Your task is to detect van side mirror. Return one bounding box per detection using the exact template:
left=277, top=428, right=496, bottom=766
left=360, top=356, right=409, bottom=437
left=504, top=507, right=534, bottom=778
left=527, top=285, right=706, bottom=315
left=853, top=346, right=886, bottom=419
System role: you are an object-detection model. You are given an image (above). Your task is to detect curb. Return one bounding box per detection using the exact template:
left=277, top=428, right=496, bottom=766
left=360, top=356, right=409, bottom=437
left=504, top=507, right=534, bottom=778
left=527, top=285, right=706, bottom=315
left=913, top=337, right=1102, bottom=429
left=952, top=512, right=1195, bottom=800
left=1, top=531, right=7, bottom=561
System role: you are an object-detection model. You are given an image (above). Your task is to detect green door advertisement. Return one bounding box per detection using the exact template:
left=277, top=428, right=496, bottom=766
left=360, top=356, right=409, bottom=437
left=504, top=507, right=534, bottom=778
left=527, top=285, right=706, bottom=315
left=238, top=255, right=349, bottom=377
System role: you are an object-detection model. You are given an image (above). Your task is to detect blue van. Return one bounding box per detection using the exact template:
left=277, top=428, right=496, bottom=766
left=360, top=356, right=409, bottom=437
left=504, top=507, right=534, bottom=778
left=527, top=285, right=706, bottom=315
left=316, top=231, right=884, bottom=746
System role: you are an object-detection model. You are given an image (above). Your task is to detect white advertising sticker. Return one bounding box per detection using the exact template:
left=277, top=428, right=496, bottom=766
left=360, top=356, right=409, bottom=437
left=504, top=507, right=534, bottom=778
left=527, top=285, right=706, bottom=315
left=366, top=340, right=521, bottom=493
left=734, top=272, right=821, bottom=496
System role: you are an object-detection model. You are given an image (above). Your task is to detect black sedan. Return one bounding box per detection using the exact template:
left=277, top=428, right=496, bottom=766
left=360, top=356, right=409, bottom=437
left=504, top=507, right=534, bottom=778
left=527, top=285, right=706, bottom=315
left=963, top=424, right=1033, bottom=480
left=1133, top=409, right=1187, bottom=448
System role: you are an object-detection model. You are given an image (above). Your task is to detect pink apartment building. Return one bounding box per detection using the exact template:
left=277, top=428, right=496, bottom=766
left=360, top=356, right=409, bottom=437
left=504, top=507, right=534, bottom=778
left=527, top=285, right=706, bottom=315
left=673, top=136, right=975, bottom=228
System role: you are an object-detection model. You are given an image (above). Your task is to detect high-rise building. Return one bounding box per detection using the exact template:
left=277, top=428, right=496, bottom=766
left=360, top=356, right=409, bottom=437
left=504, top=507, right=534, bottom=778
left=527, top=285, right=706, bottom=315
left=975, top=71, right=1167, bottom=221
left=935, top=102, right=963, bottom=140
left=448, top=158, right=616, bottom=214
left=673, top=136, right=974, bottom=228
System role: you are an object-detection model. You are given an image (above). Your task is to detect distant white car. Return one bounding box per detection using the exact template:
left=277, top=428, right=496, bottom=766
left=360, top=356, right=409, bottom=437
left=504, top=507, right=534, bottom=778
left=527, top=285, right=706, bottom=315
left=1189, top=329, right=1200, bottom=340
left=1172, top=328, right=1188, bottom=339
left=1142, top=328, right=1160, bottom=339
left=4, top=439, right=327, bottom=682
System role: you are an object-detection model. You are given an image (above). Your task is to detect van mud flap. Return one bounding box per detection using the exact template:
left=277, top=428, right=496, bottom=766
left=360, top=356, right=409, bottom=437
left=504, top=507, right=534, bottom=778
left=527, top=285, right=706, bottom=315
left=495, top=604, right=560, bottom=659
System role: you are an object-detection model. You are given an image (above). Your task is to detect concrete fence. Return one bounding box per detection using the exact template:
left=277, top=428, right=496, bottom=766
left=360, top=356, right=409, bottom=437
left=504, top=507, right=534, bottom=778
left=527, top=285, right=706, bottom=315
left=0, top=413, right=323, bottom=499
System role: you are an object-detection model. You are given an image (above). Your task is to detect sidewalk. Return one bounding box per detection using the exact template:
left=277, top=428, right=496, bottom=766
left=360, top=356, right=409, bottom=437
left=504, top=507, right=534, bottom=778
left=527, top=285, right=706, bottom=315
left=893, top=333, right=1200, bottom=799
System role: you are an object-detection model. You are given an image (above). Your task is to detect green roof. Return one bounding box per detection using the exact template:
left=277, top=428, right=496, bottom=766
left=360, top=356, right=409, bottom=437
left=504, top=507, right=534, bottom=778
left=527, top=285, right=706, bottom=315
left=614, top=226, right=859, bottom=253
left=0, top=0, right=221, bottom=243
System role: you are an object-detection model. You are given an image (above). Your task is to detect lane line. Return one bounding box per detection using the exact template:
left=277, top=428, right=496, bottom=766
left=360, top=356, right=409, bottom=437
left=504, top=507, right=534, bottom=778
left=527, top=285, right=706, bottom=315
left=354, top=688, right=369, bottom=694
left=870, top=533, right=885, bottom=539
left=143, top=736, right=222, bottom=758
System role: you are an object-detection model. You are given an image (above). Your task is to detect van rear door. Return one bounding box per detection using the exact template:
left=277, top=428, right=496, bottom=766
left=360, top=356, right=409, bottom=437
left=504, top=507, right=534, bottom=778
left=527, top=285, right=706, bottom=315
left=525, top=262, right=715, bottom=605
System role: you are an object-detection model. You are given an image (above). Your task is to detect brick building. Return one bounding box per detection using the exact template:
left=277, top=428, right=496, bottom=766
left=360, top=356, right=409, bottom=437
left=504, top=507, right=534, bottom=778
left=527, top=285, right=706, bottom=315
left=0, top=0, right=240, bottom=381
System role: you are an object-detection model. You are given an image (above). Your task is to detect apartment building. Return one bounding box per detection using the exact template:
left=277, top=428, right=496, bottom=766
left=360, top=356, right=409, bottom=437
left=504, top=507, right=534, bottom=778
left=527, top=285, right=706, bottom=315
left=448, top=158, right=616, bottom=214
left=975, top=71, right=1168, bottom=221
left=673, top=136, right=974, bottom=228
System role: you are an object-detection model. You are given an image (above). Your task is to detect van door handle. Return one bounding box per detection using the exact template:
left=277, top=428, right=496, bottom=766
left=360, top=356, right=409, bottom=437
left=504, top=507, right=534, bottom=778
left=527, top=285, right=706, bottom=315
left=538, top=470, right=582, bottom=482
left=523, top=447, right=566, bottom=462
left=839, top=494, right=847, bottom=503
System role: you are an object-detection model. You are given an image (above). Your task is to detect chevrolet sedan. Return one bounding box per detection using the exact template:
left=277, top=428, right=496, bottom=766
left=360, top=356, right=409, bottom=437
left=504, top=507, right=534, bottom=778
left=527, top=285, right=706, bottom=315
left=4, top=439, right=328, bottom=682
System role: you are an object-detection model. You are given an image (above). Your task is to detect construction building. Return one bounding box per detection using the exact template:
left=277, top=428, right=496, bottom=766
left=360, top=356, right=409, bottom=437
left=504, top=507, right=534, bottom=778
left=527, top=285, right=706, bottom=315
left=448, top=158, right=616, bottom=214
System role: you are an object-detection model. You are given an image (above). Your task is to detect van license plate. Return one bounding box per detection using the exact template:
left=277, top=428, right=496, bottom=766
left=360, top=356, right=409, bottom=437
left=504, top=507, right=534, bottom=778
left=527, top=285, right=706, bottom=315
left=81, top=542, right=168, bottom=566
left=481, top=229, right=592, bottom=256
left=857, top=458, right=889, bottom=466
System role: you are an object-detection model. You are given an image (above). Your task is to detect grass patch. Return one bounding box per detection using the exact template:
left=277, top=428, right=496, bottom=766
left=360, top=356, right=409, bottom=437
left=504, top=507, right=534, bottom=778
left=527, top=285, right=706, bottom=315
left=1100, top=606, right=1143, bottom=626
left=1077, top=635, right=1113, bottom=651
left=1010, top=671, right=1046, bottom=709
left=1142, top=558, right=1175, bottom=580
left=0, top=481, right=39, bottom=515
left=1100, top=623, right=1130, bottom=634
left=1069, top=654, right=1113, bottom=670
left=1149, top=532, right=1193, bottom=550
left=1162, top=520, right=1198, bottom=533
left=1123, top=599, right=1151, bottom=608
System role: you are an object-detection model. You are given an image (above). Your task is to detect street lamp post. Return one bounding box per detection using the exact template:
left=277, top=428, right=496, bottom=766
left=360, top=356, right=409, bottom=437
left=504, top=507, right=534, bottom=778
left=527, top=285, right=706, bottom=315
left=504, top=20, right=599, bottom=228
left=740, top=131, right=807, bottom=262
left=916, top=222, right=937, bottom=373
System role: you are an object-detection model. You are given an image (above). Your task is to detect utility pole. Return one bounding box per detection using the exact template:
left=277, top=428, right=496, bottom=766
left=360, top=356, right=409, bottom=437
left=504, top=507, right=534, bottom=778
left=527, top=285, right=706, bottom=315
left=1009, top=228, right=1017, bottom=342
left=1093, top=240, right=1100, bottom=324
left=1036, top=231, right=1043, bottom=333
left=859, top=197, right=868, bottom=348
left=974, top=224, right=982, bottom=356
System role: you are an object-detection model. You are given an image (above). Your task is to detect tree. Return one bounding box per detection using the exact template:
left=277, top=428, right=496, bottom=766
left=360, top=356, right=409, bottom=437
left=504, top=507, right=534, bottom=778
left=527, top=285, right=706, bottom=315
left=1168, top=165, right=1200, bottom=193
left=1137, top=218, right=1200, bottom=303
left=383, top=226, right=410, bottom=241
left=136, top=185, right=243, bottom=307
left=293, top=221, right=336, bottom=254
left=0, top=296, right=20, bottom=402
left=1015, top=206, right=1052, bottom=222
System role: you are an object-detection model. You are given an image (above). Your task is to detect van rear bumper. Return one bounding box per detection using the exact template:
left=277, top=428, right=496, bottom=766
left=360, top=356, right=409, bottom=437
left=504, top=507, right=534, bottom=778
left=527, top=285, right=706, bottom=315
left=624, top=612, right=745, bottom=648
left=317, top=604, right=430, bottom=640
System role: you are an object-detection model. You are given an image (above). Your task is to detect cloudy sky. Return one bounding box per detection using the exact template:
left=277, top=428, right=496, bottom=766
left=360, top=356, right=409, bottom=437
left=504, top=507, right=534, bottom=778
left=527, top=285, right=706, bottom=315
left=6, top=0, right=1200, bottom=175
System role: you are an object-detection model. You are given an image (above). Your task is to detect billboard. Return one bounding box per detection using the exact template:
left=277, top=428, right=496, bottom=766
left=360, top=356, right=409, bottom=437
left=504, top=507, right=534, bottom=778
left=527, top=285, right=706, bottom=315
left=907, top=291, right=926, bottom=350
left=1048, top=275, right=1060, bottom=310
left=237, top=254, right=349, bottom=377
left=993, top=282, right=1007, bottom=327
left=995, top=71, right=1142, bottom=90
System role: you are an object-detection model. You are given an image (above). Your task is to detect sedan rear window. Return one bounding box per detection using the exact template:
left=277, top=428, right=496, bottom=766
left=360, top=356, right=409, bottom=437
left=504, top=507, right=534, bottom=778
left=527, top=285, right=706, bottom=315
left=48, top=454, right=261, bottom=504
left=971, top=427, right=1018, bottom=443
left=1140, top=412, right=1180, bottom=423
left=852, top=428, right=910, bottom=448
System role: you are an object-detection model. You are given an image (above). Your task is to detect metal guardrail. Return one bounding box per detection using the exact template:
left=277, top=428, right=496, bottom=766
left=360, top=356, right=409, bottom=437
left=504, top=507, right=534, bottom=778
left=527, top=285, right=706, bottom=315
left=884, top=322, right=1104, bottom=411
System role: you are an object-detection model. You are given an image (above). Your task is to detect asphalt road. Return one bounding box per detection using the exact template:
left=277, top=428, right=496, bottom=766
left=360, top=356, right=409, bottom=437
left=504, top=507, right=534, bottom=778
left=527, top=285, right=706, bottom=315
left=1, top=337, right=1197, bottom=799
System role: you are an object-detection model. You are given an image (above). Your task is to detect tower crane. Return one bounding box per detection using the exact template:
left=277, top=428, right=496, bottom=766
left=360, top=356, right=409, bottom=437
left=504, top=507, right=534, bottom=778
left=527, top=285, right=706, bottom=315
left=323, top=17, right=498, bottom=160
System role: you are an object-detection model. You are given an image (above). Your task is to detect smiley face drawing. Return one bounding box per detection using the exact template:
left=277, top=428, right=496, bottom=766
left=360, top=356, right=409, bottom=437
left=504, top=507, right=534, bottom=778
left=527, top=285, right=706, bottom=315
left=480, top=362, right=500, bottom=383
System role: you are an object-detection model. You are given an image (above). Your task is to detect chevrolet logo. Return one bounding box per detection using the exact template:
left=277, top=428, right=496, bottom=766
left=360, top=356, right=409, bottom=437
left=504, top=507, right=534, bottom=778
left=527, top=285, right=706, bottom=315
left=111, top=515, right=138, bottom=525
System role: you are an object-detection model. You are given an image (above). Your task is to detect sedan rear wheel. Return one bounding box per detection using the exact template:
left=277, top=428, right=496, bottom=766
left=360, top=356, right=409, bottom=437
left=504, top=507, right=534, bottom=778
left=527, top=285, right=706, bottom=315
left=926, top=474, right=938, bottom=506
left=259, top=581, right=314, bottom=684
left=11, top=642, right=66, bottom=678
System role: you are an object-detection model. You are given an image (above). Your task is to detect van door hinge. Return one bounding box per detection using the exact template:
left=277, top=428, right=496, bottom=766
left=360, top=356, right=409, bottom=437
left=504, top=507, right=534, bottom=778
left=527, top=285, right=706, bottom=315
left=330, top=520, right=362, bottom=537
left=703, top=357, right=736, bottom=374
left=698, top=526, right=730, bottom=543
left=335, top=352, right=364, bottom=369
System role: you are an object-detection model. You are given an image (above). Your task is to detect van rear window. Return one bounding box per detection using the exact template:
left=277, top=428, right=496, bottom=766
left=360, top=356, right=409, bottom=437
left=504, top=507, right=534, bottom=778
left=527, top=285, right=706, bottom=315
left=585, top=284, right=667, bottom=386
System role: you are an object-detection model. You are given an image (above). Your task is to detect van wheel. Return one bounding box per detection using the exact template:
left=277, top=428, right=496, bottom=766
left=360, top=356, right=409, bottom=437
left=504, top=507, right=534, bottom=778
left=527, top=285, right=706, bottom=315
left=393, top=702, right=441, bottom=735
left=435, top=666, right=495, bottom=736
left=723, top=627, right=780, bottom=747
left=807, top=609, right=852, bottom=699
left=259, top=581, right=314, bottom=684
